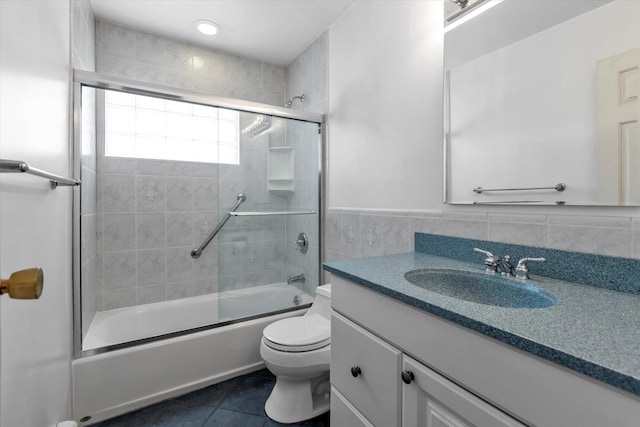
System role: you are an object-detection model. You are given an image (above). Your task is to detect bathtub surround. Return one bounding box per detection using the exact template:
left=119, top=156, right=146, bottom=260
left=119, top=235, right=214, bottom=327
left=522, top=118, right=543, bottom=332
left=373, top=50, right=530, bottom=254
left=96, top=21, right=285, bottom=106
left=92, top=21, right=290, bottom=310
left=284, top=32, right=328, bottom=290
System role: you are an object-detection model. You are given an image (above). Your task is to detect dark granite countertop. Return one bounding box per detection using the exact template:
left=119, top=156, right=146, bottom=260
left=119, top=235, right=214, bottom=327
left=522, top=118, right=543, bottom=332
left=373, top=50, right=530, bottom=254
left=324, top=251, right=640, bottom=397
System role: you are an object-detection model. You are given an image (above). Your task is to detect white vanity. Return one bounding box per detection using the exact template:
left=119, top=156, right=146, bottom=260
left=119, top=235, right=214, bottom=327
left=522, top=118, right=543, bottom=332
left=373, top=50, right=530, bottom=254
left=328, top=273, right=640, bottom=427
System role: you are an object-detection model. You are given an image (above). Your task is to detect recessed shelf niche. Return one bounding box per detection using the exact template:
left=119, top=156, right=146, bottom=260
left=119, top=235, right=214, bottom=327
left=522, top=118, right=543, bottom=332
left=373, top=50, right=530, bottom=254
left=268, top=147, right=294, bottom=195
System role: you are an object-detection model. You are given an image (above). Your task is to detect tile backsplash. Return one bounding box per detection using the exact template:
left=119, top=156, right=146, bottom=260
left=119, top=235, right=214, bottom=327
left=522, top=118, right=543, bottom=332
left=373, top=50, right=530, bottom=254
left=325, top=209, right=640, bottom=279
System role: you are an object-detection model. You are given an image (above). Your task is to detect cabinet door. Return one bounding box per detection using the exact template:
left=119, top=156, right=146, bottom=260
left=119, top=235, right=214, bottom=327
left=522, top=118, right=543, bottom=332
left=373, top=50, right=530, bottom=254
left=331, top=312, right=402, bottom=427
left=402, top=356, right=526, bottom=427
left=331, top=386, right=374, bottom=427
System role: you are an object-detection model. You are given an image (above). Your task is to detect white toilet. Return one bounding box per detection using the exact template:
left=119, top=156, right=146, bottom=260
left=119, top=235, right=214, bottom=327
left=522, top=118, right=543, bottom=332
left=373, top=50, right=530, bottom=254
left=260, top=284, right=331, bottom=424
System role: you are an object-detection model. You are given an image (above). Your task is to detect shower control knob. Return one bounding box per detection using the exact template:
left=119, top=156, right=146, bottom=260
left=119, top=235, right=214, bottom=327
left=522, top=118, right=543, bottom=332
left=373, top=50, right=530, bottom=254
left=401, top=370, right=414, bottom=384
left=350, top=366, right=362, bottom=378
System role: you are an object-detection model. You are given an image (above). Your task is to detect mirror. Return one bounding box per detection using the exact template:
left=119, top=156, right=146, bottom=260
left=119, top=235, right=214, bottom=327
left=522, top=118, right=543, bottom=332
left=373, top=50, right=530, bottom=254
left=444, top=0, right=640, bottom=205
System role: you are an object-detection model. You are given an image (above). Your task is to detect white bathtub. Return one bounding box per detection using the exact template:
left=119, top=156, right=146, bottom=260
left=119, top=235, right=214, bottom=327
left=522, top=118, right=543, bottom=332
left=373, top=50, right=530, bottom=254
left=82, top=283, right=312, bottom=350
left=73, top=283, right=313, bottom=425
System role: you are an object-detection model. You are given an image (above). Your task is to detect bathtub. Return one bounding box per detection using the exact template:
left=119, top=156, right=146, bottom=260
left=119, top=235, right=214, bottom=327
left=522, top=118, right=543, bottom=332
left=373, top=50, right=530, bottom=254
left=73, top=283, right=313, bottom=425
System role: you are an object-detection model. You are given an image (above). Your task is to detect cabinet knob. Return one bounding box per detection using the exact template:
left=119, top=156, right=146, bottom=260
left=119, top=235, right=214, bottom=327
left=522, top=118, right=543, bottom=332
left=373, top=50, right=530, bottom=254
left=350, top=366, right=362, bottom=378
left=401, top=370, right=414, bottom=384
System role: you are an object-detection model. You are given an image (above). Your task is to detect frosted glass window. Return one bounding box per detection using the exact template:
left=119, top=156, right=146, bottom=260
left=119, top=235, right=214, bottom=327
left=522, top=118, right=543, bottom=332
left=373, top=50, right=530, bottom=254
left=106, top=133, right=136, bottom=157
left=193, top=104, right=217, bottom=118
left=136, top=109, right=165, bottom=136
left=106, top=106, right=135, bottom=133
left=106, top=90, right=134, bottom=106
left=104, top=89, right=239, bottom=164
left=219, top=120, right=237, bottom=142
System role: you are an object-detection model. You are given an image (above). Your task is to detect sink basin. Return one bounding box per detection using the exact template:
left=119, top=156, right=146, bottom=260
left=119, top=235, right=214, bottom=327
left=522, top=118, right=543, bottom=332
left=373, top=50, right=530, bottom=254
left=403, top=269, right=556, bottom=308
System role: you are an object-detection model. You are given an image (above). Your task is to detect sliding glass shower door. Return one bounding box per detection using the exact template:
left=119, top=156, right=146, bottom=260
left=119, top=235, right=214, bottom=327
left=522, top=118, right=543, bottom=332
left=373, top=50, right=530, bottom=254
left=214, top=113, right=321, bottom=322
left=74, top=72, right=323, bottom=356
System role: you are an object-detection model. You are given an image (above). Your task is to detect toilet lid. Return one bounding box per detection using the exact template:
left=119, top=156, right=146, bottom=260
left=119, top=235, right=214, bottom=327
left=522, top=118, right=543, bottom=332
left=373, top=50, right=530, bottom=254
left=263, top=314, right=330, bottom=352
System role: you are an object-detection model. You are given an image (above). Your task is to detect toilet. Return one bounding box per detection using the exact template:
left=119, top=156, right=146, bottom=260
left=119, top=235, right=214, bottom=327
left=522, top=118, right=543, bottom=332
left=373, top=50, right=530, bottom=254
left=260, top=284, right=331, bottom=424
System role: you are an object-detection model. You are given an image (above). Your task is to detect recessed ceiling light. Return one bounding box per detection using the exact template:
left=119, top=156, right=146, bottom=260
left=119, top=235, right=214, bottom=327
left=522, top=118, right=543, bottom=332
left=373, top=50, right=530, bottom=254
left=194, top=19, right=220, bottom=36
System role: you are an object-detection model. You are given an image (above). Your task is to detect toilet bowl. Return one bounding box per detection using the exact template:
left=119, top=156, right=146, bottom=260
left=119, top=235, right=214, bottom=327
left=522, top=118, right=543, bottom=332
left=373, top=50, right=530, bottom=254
left=260, top=284, right=331, bottom=424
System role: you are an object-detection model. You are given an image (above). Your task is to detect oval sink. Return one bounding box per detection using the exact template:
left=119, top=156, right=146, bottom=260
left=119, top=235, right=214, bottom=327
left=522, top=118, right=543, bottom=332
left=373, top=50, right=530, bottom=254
left=403, top=269, right=556, bottom=309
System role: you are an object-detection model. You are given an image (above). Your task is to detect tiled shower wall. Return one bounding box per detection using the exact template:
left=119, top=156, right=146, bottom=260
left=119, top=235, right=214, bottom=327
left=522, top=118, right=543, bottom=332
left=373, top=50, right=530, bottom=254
left=96, top=21, right=285, bottom=105
left=326, top=209, right=640, bottom=263
left=283, top=32, right=328, bottom=292
left=72, top=0, right=97, bottom=337
left=94, top=22, right=289, bottom=310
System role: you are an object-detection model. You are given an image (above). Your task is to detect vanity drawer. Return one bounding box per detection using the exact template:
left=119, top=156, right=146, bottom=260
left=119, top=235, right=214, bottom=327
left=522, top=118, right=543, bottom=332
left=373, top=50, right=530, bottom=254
left=331, top=311, right=402, bottom=427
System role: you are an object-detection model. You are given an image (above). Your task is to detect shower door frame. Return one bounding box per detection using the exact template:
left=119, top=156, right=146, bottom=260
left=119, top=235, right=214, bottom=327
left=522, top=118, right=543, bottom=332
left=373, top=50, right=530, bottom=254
left=72, top=69, right=326, bottom=359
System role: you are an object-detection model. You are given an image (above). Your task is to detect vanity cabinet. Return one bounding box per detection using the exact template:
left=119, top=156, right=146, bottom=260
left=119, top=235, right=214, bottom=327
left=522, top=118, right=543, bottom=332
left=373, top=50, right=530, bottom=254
left=330, top=275, right=640, bottom=427
left=331, top=310, right=523, bottom=427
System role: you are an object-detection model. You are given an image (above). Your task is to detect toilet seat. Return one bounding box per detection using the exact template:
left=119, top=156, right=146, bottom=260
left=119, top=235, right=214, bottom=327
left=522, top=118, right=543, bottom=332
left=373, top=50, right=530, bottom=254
left=263, top=314, right=330, bottom=352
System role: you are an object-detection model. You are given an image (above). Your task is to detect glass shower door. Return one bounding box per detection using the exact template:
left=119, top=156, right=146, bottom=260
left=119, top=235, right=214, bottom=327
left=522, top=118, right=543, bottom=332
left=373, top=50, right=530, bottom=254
left=215, top=112, right=321, bottom=322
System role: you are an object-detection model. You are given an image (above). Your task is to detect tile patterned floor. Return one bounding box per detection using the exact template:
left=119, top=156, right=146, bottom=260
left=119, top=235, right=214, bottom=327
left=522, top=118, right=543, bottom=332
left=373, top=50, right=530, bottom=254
left=93, top=369, right=330, bottom=427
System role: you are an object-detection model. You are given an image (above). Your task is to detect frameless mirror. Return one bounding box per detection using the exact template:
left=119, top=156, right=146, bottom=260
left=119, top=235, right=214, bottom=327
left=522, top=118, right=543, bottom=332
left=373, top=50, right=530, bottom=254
left=444, top=0, right=640, bottom=205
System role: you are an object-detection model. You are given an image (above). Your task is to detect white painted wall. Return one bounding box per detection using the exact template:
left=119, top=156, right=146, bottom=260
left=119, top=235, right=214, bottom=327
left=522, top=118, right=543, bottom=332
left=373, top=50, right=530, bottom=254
left=328, top=1, right=444, bottom=211
left=0, top=1, right=73, bottom=426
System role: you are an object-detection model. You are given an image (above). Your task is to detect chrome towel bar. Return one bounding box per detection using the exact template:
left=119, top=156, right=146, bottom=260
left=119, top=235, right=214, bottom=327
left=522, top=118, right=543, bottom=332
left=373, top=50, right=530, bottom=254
left=0, top=158, right=81, bottom=189
left=190, top=193, right=246, bottom=259
left=473, top=183, right=566, bottom=194
left=229, top=210, right=316, bottom=217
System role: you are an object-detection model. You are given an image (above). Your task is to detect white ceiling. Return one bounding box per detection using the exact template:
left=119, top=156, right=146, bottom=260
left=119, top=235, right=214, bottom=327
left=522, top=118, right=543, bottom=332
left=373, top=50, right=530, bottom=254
left=90, top=0, right=355, bottom=66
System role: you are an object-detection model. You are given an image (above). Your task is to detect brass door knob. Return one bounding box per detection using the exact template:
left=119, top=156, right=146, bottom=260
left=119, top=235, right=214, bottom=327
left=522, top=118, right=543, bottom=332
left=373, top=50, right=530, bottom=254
left=0, top=268, right=43, bottom=299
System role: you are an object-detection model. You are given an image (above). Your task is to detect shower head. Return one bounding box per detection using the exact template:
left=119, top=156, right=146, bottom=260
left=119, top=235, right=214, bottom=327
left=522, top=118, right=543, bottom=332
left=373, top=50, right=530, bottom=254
left=284, top=94, right=305, bottom=108
left=450, top=0, right=469, bottom=8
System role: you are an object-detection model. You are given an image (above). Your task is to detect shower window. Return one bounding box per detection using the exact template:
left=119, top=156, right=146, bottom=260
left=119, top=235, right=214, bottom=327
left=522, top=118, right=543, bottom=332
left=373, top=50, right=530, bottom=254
left=104, top=89, right=240, bottom=164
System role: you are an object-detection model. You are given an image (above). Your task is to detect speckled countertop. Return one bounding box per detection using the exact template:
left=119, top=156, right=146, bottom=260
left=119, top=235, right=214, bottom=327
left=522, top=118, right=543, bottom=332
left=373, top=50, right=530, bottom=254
left=324, top=252, right=640, bottom=397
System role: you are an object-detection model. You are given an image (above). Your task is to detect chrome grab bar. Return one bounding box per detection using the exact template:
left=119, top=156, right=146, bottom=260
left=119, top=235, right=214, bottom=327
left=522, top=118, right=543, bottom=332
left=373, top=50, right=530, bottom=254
left=473, top=183, right=566, bottom=194
left=0, top=158, right=81, bottom=189
left=190, top=193, right=246, bottom=259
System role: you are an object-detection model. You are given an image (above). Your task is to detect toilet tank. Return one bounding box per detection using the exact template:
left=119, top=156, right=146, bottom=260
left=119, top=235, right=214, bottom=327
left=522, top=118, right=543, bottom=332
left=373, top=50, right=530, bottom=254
left=305, top=284, right=331, bottom=320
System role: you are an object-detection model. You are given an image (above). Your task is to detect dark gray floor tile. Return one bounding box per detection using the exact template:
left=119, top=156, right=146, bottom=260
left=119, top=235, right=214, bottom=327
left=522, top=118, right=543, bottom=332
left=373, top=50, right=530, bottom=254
left=174, top=383, right=228, bottom=409
left=202, top=408, right=266, bottom=427
left=95, top=399, right=215, bottom=427
left=92, top=370, right=328, bottom=427
left=263, top=411, right=330, bottom=427
left=218, top=375, right=273, bottom=416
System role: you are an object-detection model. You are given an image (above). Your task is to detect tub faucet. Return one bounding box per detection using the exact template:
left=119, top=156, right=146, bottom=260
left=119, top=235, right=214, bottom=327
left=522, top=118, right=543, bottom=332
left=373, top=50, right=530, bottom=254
left=287, top=274, right=305, bottom=285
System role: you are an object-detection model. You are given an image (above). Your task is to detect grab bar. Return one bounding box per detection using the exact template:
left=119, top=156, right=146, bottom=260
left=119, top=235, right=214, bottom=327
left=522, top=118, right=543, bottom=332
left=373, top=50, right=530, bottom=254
left=190, top=193, right=246, bottom=259
left=0, top=159, right=81, bottom=189
left=473, top=183, right=566, bottom=194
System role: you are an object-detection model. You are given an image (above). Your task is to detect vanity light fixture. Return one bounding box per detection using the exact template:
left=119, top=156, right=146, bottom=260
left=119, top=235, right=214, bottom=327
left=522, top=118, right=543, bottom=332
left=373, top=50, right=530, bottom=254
left=445, top=0, right=504, bottom=33
left=194, top=19, right=220, bottom=36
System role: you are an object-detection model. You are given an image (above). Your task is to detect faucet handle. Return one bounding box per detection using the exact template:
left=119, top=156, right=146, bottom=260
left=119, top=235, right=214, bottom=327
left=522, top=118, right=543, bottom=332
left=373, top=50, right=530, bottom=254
left=515, top=257, right=546, bottom=280
left=473, top=247, right=493, bottom=257
left=474, top=248, right=501, bottom=273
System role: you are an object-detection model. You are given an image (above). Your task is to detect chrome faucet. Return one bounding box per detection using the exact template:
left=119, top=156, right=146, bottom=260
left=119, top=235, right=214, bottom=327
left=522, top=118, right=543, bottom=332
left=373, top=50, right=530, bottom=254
left=515, top=257, right=546, bottom=280
left=473, top=248, right=502, bottom=274
left=287, top=274, right=305, bottom=285
left=500, top=255, right=515, bottom=277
